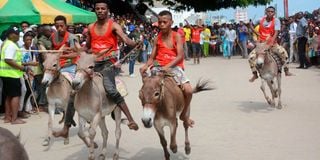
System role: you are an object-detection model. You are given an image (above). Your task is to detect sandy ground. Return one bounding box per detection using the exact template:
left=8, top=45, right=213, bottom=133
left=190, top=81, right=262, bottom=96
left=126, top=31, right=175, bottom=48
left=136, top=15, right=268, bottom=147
left=1, top=56, right=320, bottom=160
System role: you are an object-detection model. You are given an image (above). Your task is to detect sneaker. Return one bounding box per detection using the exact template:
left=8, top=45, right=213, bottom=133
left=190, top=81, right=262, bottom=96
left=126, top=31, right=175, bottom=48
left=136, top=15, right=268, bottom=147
left=129, top=74, right=136, bottom=78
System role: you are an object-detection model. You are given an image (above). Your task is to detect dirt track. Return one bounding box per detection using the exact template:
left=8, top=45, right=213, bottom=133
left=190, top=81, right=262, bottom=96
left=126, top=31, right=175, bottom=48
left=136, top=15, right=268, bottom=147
left=1, top=56, right=320, bottom=160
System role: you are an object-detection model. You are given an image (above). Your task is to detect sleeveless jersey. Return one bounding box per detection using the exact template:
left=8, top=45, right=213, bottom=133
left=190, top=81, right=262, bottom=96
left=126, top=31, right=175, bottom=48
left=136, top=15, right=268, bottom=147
left=259, top=17, right=276, bottom=42
left=155, top=31, right=184, bottom=69
left=90, top=19, right=118, bottom=62
left=51, top=32, right=78, bottom=67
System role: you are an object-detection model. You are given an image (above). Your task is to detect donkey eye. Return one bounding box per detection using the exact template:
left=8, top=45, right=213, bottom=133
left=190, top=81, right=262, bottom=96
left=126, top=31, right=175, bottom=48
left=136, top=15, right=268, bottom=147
left=154, top=92, right=160, bottom=97
left=53, top=64, right=57, bottom=67
left=88, top=65, right=94, bottom=69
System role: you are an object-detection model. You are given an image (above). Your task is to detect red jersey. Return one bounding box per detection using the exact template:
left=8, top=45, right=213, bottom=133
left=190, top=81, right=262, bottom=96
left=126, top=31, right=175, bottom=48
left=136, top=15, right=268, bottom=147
left=51, top=32, right=78, bottom=67
left=155, top=31, right=184, bottom=69
left=191, top=28, right=202, bottom=43
left=177, top=27, right=185, bottom=42
left=259, top=17, right=275, bottom=42
left=90, top=19, right=118, bottom=62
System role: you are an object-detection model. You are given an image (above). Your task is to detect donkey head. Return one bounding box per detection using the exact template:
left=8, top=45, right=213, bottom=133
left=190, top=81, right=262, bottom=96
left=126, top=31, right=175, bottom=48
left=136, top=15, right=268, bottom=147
left=255, top=42, right=270, bottom=69
left=72, top=52, right=96, bottom=90
left=139, top=74, right=165, bottom=128
left=41, top=53, right=61, bottom=86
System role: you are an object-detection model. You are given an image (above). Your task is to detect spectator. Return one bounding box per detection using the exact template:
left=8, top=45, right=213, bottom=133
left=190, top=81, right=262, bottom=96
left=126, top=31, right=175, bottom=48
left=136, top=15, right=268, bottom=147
left=296, top=12, right=311, bottom=69
left=0, top=26, right=31, bottom=124
left=238, top=20, right=249, bottom=58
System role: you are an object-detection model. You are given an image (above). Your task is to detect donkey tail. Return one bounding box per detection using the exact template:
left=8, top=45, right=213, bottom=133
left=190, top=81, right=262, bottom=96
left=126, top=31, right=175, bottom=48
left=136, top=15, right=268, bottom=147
left=193, top=78, right=214, bottom=93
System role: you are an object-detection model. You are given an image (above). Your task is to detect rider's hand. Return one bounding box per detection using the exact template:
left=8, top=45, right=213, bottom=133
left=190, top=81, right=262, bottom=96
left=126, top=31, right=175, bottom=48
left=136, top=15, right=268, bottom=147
left=162, top=66, right=171, bottom=73
left=140, top=65, right=148, bottom=76
left=114, top=61, right=121, bottom=68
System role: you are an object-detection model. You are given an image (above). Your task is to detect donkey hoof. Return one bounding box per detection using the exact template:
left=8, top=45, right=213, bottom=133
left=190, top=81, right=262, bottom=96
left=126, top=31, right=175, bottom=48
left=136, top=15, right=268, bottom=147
left=42, top=138, right=50, bottom=146
left=64, top=138, right=69, bottom=145
left=185, top=146, right=191, bottom=155
left=113, top=153, right=119, bottom=160
left=277, top=104, right=282, bottom=109
left=170, top=144, right=177, bottom=153
left=98, top=154, right=105, bottom=160
left=94, top=142, right=99, bottom=149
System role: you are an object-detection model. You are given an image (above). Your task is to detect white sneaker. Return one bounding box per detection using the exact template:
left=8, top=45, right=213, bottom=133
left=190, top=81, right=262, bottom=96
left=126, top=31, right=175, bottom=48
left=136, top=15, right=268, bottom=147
left=129, top=74, right=136, bottom=78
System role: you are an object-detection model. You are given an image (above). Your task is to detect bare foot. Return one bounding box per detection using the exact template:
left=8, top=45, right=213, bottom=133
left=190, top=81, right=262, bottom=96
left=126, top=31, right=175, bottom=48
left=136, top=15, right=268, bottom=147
left=11, top=118, right=26, bottom=125
left=128, top=121, right=139, bottom=131
left=4, top=118, right=11, bottom=123
left=184, top=119, right=195, bottom=128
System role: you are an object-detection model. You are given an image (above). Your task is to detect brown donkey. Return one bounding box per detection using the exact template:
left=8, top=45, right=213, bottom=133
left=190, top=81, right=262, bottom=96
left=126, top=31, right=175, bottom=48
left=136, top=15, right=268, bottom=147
left=41, top=52, right=73, bottom=146
left=72, top=52, right=123, bottom=160
left=139, top=72, right=212, bottom=160
left=255, top=43, right=283, bottom=109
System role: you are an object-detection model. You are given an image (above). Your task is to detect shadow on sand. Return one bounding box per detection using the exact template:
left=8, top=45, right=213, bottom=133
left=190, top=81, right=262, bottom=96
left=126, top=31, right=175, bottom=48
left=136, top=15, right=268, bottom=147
left=129, top=147, right=190, bottom=160
left=64, top=143, right=131, bottom=160
left=236, top=101, right=274, bottom=113
left=64, top=143, right=190, bottom=160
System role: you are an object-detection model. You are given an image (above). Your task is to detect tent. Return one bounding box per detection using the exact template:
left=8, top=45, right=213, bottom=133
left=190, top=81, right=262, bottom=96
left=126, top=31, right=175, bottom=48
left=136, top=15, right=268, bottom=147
left=0, top=0, right=96, bottom=33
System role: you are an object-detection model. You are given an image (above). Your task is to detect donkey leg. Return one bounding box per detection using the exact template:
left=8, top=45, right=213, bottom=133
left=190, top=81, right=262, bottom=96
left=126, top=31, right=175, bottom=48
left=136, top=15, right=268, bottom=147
left=77, top=117, right=91, bottom=148
left=183, top=119, right=191, bottom=155
left=155, top=124, right=170, bottom=160
left=260, top=80, right=272, bottom=106
left=169, top=118, right=178, bottom=153
left=113, top=107, right=122, bottom=160
left=98, top=117, right=108, bottom=160
left=267, top=82, right=276, bottom=107
left=88, top=113, right=101, bottom=160
left=276, top=76, right=282, bottom=109
left=42, top=104, right=55, bottom=146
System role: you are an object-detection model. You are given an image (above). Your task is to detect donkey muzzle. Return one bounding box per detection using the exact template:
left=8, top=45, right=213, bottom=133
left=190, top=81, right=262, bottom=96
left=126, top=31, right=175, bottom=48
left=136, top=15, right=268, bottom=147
left=72, top=81, right=80, bottom=90
left=141, top=118, right=152, bottom=128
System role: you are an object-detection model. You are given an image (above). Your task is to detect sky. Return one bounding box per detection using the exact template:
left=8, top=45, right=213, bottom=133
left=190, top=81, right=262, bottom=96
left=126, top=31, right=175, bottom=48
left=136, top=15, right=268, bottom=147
left=212, top=0, right=320, bottom=21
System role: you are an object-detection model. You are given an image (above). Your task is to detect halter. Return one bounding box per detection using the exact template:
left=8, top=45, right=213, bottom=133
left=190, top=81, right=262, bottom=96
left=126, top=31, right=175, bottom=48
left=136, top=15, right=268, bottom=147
left=142, top=72, right=173, bottom=106
left=44, top=67, right=62, bottom=85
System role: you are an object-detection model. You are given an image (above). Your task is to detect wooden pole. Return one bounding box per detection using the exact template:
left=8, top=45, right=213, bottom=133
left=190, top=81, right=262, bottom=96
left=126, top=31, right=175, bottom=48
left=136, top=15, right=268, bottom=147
left=18, top=49, right=64, bottom=53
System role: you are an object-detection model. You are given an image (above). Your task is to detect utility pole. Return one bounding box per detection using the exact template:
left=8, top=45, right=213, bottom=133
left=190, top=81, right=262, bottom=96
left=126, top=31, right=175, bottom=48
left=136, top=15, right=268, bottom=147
left=284, top=0, right=289, bottom=18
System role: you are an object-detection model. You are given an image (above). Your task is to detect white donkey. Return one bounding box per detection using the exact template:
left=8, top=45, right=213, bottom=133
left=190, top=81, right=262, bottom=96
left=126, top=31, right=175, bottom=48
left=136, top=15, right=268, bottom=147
left=41, top=52, right=73, bottom=146
left=72, top=52, right=124, bottom=160
left=255, top=43, right=283, bottom=109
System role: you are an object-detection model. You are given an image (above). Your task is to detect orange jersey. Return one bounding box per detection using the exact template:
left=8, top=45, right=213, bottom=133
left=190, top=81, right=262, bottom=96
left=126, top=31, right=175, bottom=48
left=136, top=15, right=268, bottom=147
left=259, top=17, right=275, bottom=42
left=155, top=31, right=184, bottom=69
left=51, top=32, right=78, bottom=67
left=90, top=19, right=118, bottom=62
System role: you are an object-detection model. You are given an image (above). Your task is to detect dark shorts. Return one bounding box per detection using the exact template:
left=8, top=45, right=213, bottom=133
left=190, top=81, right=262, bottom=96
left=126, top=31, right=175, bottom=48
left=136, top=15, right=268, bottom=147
left=1, top=77, right=21, bottom=97
left=192, top=42, right=201, bottom=55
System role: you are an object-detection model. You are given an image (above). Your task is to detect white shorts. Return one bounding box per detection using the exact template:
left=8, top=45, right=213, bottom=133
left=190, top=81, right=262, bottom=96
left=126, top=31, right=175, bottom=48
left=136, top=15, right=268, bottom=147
left=151, top=66, right=190, bottom=85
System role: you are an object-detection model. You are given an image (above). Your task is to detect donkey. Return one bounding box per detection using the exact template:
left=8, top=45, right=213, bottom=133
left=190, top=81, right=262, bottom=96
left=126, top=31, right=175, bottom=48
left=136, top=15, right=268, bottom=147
left=255, top=43, right=283, bottom=109
left=0, top=127, right=29, bottom=160
left=41, top=52, right=73, bottom=146
left=72, top=52, right=123, bottom=160
left=139, top=72, right=212, bottom=160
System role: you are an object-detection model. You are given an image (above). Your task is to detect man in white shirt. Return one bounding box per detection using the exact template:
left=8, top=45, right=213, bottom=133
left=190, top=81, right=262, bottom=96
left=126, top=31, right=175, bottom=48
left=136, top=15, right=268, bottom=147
left=288, top=16, right=298, bottom=63
left=225, top=24, right=237, bottom=58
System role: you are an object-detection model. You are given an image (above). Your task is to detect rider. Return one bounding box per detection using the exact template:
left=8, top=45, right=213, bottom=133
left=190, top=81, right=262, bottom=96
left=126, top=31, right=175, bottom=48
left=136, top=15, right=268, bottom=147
left=51, top=15, right=81, bottom=138
left=248, top=6, right=293, bottom=82
left=85, top=0, right=139, bottom=130
left=140, top=10, right=195, bottom=128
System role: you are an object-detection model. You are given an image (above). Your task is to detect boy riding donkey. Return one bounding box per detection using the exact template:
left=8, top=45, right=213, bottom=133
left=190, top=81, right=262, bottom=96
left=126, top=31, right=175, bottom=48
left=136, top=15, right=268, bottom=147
left=140, top=10, right=195, bottom=128
left=54, top=0, right=140, bottom=139
left=248, top=6, right=294, bottom=82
